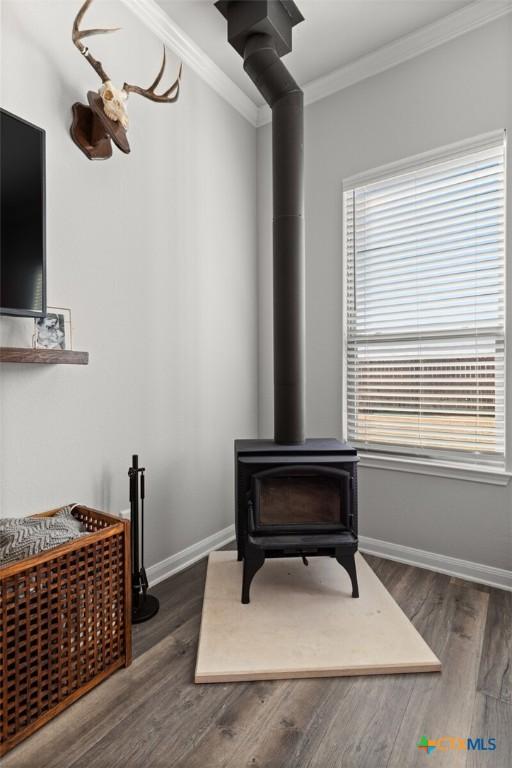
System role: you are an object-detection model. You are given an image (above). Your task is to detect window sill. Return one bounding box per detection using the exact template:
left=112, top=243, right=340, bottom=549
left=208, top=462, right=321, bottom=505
left=357, top=452, right=511, bottom=486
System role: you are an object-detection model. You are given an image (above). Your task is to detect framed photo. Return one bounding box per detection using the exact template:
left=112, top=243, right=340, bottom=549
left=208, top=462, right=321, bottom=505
left=33, top=307, right=72, bottom=350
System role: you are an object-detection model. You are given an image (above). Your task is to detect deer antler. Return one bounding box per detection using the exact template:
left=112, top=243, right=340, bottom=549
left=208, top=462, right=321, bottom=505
left=123, top=48, right=182, bottom=103
left=72, top=0, right=120, bottom=83
left=71, top=0, right=182, bottom=154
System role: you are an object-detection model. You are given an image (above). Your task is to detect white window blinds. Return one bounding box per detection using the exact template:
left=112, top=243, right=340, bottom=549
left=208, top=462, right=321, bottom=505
left=344, top=134, right=506, bottom=466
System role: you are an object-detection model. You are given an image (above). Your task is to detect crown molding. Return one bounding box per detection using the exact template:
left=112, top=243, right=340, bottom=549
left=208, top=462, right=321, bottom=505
left=122, top=0, right=511, bottom=130
left=257, top=0, right=512, bottom=126
left=120, top=0, right=259, bottom=126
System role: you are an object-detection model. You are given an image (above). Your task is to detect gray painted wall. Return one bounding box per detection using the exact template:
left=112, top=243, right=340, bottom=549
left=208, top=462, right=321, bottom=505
left=0, top=0, right=258, bottom=568
left=256, top=18, right=512, bottom=570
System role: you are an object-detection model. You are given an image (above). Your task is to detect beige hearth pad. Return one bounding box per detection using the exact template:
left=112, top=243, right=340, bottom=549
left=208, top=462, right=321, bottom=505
left=195, top=551, right=441, bottom=683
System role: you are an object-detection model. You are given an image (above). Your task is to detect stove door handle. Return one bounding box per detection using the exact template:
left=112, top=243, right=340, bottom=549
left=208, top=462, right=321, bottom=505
left=247, top=499, right=256, bottom=533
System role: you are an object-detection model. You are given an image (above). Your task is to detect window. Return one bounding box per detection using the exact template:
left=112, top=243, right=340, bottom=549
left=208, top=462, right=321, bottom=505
left=344, top=133, right=506, bottom=467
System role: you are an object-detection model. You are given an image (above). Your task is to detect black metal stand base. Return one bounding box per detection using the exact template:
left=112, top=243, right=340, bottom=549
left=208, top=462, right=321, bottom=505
left=132, top=591, right=160, bottom=623
left=335, top=550, right=359, bottom=598
left=241, top=544, right=265, bottom=604
left=240, top=535, right=360, bottom=604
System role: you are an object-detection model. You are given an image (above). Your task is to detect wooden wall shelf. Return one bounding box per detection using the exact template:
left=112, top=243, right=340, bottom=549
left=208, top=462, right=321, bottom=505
left=0, top=348, right=89, bottom=365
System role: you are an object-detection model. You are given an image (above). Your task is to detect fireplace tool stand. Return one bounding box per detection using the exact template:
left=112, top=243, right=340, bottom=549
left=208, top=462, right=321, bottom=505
left=129, top=454, right=159, bottom=623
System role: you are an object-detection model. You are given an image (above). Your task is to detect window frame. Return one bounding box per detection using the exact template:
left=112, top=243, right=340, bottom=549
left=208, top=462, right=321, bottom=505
left=342, top=130, right=509, bottom=482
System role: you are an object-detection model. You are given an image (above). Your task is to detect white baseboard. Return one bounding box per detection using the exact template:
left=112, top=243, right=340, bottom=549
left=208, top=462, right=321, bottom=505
left=146, top=526, right=511, bottom=592
left=146, top=524, right=236, bottom=587
left=359, top=535, right=512, bottom=592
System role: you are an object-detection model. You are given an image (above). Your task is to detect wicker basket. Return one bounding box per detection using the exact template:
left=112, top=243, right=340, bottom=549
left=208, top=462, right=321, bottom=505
left=0, top=505, right=131, bottom=755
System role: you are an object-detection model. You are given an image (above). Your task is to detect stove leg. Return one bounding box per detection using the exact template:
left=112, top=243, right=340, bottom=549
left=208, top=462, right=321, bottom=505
left=241, top=546, right=265, bottom=604
left=335, top=551, right=359, bottom=598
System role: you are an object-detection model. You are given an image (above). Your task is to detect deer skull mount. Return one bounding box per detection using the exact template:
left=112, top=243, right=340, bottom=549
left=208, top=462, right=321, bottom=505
left=70, top=0, right=182, bottom=160
left=99, top=81, right=129, bottom=128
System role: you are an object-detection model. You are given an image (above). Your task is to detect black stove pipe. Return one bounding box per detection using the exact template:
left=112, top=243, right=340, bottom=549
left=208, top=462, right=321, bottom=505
left=244, top=34, right=305, bottom=444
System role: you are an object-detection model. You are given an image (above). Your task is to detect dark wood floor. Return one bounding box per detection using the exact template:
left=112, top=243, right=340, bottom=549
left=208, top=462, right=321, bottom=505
left=5, top=549, right=511, bottom=768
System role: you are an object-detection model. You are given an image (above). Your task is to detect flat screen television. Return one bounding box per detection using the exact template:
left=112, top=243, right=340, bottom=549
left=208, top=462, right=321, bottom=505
left=0, top=108, right=46, bottom=317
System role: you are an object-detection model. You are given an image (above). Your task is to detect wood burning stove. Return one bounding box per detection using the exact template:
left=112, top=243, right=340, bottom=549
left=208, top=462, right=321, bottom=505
left=217, top=2, right=360, bottom=604
left=236, top=440, right=359, bottom=603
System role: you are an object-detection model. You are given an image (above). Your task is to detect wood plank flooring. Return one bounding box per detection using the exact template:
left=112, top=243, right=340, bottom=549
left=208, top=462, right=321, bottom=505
left=4, top=551, right=511, bottom=768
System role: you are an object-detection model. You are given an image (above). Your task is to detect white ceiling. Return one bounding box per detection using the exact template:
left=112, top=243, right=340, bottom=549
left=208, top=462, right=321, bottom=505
left=156, top=0, right=473, bottom=105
